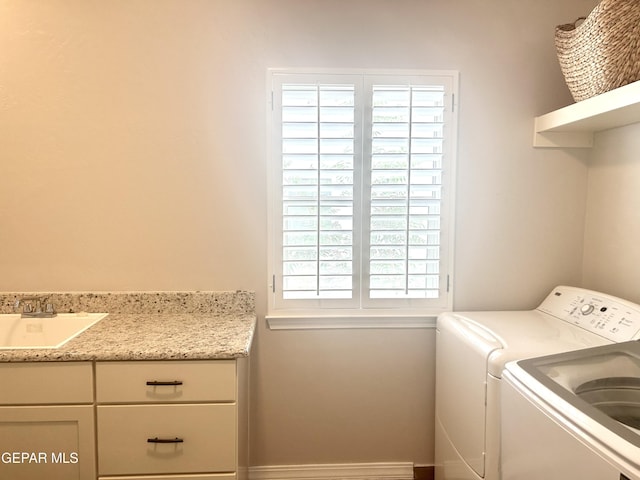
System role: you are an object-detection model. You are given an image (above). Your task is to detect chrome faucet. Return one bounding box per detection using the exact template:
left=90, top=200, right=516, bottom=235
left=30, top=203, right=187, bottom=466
left=14, top=296, right=57, bottom=318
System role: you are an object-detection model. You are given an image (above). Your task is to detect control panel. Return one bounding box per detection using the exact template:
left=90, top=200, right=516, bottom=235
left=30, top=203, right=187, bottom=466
left=537, top=286, right=640, bottom=343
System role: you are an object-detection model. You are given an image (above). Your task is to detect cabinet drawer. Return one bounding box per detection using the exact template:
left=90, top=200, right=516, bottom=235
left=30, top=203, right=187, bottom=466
left=96, top=360, right=236, bottom=403
left=97, top=404, right=236, bottom=475
left=0, top=362, right=93, bottom=405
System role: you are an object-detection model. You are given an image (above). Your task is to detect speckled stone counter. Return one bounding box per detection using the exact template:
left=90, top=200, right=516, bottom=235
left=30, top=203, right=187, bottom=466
left=0, top=291, right=256, bottom=362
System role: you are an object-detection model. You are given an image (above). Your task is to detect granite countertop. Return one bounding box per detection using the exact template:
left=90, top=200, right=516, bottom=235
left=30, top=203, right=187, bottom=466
left=0, top=291, right=256, bottom=363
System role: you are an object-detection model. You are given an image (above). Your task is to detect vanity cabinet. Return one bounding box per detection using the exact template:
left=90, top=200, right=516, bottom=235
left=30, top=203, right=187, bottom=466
left=96, top=359, right=247, bottom=480
left=0, top=362, right=97, bottom=480
left=0, top=359, right=248, bottom=480
left=0, top=291, right=254, bottom=480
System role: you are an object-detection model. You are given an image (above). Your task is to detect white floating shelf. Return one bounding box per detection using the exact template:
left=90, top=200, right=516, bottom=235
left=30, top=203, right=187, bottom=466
left=533, top=81, right=640, bottom=148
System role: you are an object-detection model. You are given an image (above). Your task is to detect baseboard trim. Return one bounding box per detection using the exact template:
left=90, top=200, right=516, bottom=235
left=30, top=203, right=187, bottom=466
left=249, top=462, right=416, bottom=480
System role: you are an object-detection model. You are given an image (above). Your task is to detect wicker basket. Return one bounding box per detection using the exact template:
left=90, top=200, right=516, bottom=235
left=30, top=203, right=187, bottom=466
left=555, top=0, right=640, bottom=102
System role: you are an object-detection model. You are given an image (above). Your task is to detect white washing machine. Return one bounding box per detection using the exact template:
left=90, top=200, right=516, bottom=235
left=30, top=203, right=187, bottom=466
left=502, top=341, right=640, bottom=479
left=435, top=286, right=640, bottom=480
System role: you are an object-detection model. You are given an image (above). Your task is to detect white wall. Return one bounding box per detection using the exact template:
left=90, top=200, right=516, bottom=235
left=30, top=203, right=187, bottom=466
left=0, top=0, right=598, bottom=468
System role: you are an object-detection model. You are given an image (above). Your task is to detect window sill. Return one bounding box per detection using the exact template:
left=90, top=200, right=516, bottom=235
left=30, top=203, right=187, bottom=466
left=266, top=314, right=437, bottom=330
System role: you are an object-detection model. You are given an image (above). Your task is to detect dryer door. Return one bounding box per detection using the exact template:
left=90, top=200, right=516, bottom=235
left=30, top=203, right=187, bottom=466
left=436, top=314, right=503, bottom=477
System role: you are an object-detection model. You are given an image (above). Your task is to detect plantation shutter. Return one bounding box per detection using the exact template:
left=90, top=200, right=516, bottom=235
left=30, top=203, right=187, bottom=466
left=269, top=70, right=456, bottom=314
left=363, top=79, right=446, bottom=305
left=275, top=75, right=363, bottom=308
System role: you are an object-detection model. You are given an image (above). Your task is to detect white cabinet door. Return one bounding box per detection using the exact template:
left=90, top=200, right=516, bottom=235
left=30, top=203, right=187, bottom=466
left=0, top=405, right=96, bottom=480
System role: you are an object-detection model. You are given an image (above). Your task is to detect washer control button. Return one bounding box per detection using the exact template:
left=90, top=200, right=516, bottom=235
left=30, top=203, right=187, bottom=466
left=580, top=304, right=595, bottom=315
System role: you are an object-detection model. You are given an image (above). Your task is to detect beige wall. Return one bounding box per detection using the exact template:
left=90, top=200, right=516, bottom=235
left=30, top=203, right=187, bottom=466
left=582, top=123, right=640, bottom=304
left=1, top=0, right=598, bottom=468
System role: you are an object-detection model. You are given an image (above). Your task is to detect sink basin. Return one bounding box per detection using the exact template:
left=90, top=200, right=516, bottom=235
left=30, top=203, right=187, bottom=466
left=0, top=312, right=108, bottom=349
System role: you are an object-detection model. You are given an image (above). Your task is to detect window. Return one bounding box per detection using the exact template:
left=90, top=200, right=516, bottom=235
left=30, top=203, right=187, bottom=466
left=268, top=69, right=458, bottom=321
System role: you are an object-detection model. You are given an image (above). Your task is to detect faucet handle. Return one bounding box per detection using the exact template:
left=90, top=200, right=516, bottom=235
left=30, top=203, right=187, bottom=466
left=12, top=298, right=35, bottom=313
left=13, top=296, right=56, bottom=317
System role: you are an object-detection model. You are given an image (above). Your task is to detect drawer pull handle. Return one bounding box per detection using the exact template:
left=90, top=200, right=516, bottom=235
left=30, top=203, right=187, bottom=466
left=146, top=380, right=183, bottom=386
left=147, top=437, right=184, bottom=444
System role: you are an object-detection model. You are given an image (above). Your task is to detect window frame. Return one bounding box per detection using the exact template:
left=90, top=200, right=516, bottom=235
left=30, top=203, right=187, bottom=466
left=267, top=68, right=458, bottom=326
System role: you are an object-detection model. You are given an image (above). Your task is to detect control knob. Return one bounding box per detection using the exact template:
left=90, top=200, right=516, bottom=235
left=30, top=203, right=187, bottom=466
left=580, top=304, right=595, bottom=315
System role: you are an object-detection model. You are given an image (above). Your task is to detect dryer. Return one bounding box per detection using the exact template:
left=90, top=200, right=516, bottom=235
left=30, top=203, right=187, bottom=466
left=434, top=286, right=640, bottom=480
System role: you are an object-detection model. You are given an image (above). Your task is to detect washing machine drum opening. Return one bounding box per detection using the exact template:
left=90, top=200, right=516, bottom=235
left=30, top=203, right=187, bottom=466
left=576, top=377, right=640, bottom=430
